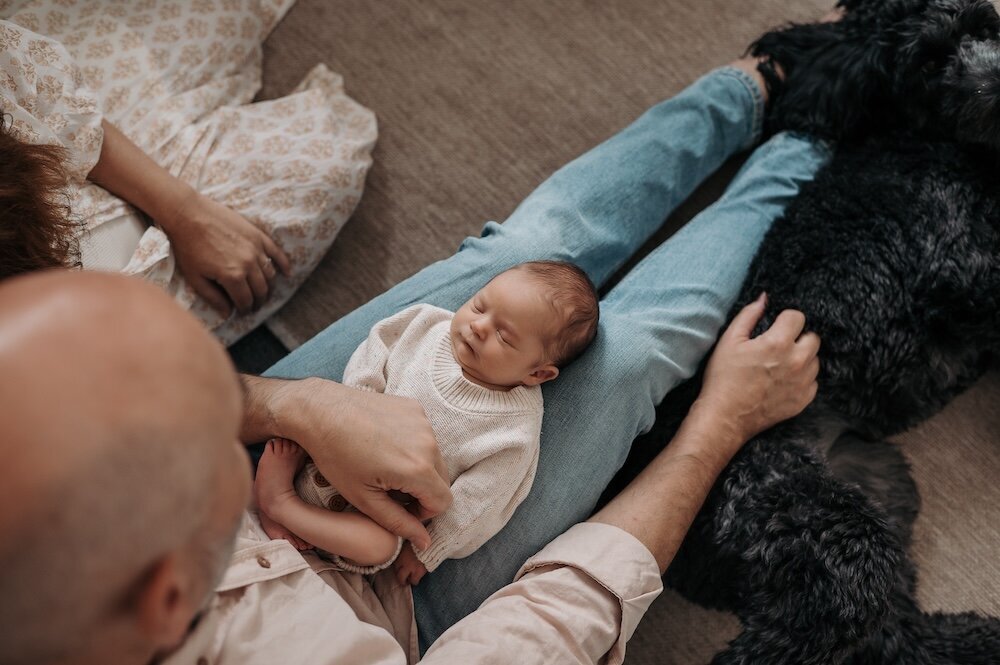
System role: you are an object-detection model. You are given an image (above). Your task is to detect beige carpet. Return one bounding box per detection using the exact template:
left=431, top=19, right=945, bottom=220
left=258, top=1, right=1000, bottom=662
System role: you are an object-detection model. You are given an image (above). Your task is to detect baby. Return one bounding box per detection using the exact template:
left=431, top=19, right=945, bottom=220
left=254, top=260, right=599, bottom=584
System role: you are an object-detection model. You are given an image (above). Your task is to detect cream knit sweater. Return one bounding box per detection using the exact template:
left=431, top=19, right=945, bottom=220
left=299, top=304, right=544, bottom=572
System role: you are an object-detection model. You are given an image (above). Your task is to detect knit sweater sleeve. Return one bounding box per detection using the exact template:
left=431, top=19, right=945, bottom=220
left=417, top=414, right=542, bottom=572
left=341, top=304, right=435, bottom=393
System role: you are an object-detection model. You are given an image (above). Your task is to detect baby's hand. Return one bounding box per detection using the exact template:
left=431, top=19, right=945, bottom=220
left=394, top=542, right=428, bottom=586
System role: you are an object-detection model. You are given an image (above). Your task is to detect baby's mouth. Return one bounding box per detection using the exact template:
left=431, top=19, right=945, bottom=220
left=452, top=331, right=474, bottom=357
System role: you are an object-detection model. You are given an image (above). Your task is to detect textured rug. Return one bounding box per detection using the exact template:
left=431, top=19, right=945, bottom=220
left=257, top=1, right=1000, bottom=662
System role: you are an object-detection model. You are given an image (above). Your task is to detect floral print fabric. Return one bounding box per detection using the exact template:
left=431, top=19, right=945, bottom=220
left=0, top=0, right=377, bottom=344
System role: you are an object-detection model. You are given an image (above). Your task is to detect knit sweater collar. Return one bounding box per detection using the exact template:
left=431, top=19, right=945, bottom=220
left=431, top=328, right=541, bottom=414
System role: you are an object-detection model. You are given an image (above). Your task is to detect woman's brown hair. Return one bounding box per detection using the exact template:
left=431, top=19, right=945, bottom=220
left=0, top=113, right=81, bottom=280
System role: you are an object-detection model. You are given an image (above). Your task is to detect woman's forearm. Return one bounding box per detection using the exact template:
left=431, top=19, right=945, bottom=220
left=87, top=121, right=291, bottom=314
left=86, top=119, right=195, bottom=233
left=588, top=399, right=744, bottom=573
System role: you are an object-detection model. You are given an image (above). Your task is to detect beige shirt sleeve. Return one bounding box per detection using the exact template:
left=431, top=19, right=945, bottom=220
left=421, top=523, right=663, bottom=665
left=166, top=518, right=661, bottom=665
left=163, top=514, right=412, bottom=665
left=0, top=20, right=103, bottom=181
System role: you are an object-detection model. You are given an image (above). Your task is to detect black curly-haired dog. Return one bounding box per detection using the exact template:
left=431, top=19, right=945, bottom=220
left=603, top=1, right=1000, bottom=662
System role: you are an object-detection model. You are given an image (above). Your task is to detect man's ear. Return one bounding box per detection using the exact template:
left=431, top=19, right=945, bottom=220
left=135, top=553, right=201, bottom=652
left=523, top=364, right=559, bottom=386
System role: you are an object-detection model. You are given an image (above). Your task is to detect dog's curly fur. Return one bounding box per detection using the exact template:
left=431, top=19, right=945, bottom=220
left=604, top=1, right=1000, bottom=662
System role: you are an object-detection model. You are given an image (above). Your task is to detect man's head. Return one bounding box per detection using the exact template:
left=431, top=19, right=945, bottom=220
left=0, top=272, right=251, bottom=665
left=450, top=261, right=599, bottom=389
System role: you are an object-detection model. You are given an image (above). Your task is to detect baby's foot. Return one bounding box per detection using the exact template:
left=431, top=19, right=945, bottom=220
left=255, top=438, right=307, bottom=524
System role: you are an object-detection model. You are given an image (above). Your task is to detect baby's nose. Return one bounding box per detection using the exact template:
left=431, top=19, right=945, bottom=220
left=470, top=319, right=488, bottom=338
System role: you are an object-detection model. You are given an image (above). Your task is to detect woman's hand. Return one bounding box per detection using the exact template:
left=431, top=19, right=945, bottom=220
left=697, top=293, right=821, bottom=444
left=161, top=192, right=291, bottom=316
left=241, top=376, right=453, bottom=551
left=86, top=120, right=290, bottom=316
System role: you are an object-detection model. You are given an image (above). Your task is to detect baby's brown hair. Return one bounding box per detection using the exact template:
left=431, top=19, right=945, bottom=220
left=511, top=260, right=599, bottom=368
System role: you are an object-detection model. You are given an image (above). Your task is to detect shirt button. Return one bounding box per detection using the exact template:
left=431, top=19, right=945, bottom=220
left=256, top=555, right=271, bottom=569
left=313, top=470, right=330, bottom=487
left=328, top=495, right=348, bottom=512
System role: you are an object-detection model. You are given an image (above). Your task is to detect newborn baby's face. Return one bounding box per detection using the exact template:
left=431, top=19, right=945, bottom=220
left=450, top=269, right=560, bottom=390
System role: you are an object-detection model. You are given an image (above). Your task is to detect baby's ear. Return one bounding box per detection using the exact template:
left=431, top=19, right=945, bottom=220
left=523, top=364, right=559, bottom=386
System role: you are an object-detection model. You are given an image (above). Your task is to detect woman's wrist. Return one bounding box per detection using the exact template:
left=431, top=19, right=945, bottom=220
left=149, top=182, right=200, bottom=237
left=88, top=119, right=198, bottom=236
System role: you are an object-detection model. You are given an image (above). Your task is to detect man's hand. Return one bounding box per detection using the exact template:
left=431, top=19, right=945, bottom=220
left=591, top=293, right=820, bottom=572
left=698, top=293, right=821, bottom=445
left=394, top=542, right=428, bottom=586
left=241, top=376, right=452, bottom=551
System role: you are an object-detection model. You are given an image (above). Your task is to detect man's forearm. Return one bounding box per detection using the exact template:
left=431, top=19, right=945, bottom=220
left=589, top=399, right=744, bottom=573
left=239, top=374, right=352, bottom=450
left=240, top=374, right=294, bottom=444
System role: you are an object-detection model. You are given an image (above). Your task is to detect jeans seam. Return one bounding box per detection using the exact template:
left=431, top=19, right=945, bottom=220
left=716, top=65, right=765, bottom=150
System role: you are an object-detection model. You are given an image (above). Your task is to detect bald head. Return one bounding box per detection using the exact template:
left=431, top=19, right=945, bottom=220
left=0, top=272, right=249, bottom=664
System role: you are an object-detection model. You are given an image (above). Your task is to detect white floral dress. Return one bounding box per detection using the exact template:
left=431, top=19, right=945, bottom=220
left=0, top=0, right=376, bottom=344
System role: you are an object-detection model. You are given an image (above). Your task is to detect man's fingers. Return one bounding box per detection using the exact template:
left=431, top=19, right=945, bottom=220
left=358, top=492, right=434, bottom=551
left=796, top=330, right=821, bottom=357
left=723, top=292, right=767, bottom=342
left=805, top=356, right=820, bottom=383
left=407, top=466, right=454, bottom=519
left=394, top=432, right=453, bottom=520
left=804, top=381, right=819, bottom=405
left=766, top=308, right=808, bottom=343
left=410, top=503, right=438, bottom=522
left=191, top=276, right=232, bottom=317
left=792, top=331, right=821, bottom=368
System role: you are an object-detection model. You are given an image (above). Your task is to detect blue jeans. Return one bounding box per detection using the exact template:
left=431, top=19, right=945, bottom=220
left=265, top=67, right=830, bottom=650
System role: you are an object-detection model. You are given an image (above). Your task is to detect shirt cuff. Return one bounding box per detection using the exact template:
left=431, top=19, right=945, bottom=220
left=516, top=522, right=663, bottom=655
